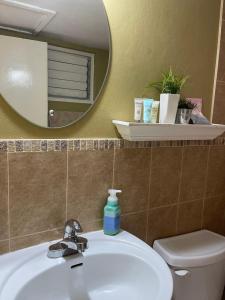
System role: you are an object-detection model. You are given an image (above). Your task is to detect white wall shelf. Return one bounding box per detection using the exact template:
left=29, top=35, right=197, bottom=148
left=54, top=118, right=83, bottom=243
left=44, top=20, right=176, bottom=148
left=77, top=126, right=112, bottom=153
left=112, top=120, right=225, bottom=141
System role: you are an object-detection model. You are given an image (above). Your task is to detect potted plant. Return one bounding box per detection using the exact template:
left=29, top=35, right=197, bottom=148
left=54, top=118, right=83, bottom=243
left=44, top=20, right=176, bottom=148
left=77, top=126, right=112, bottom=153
left=146, top=68, right=188, bottom=123
left=175, top=98, right=196, bottom=124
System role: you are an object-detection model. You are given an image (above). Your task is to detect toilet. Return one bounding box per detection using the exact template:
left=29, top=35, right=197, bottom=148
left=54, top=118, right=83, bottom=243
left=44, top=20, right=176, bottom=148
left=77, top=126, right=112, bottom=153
left=153, top=230, right=225, bottom=300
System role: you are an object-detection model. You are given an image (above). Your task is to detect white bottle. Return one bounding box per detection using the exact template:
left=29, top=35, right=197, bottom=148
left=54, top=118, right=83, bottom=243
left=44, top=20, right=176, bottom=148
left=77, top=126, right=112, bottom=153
left=134, top=98, right=143, bottom=122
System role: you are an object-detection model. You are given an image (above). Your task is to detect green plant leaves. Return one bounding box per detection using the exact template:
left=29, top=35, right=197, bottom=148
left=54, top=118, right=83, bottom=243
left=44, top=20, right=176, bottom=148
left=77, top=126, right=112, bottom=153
left=146, top=68, right=189, bottom=94
left=178, top=98, right=197, bottom=109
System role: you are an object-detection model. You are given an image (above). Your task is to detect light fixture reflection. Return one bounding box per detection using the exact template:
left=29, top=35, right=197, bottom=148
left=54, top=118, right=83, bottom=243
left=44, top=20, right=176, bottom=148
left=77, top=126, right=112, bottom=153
left=7, top=68, right=32, bottom=87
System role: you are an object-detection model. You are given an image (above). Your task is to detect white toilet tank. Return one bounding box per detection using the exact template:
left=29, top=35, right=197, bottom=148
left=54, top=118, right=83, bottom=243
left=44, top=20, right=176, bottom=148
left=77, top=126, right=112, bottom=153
left=153, top=230, right=225, bottom=300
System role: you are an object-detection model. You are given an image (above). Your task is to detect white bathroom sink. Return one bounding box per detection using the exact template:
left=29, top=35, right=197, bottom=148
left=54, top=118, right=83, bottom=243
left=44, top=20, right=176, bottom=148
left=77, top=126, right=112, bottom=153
left=0, top=230, right=173, bottom=300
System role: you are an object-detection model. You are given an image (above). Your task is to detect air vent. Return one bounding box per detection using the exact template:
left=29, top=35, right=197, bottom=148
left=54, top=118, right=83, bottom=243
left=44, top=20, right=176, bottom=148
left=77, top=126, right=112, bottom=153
left=0, top=0, right=56, bottom=35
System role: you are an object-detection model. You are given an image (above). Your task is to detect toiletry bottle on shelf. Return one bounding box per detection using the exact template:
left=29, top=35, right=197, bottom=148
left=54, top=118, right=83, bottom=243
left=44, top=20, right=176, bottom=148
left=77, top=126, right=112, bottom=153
left=103, top=189, right=122, bottom=236
left=143, top=99, right=153, bottom=123
left=134, top=98, right=143, bottom=122
left=151, top=101, right=160, bottom=123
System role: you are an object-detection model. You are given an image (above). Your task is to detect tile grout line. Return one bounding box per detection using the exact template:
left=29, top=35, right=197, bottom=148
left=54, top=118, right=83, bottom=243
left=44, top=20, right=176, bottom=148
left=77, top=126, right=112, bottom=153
left=201, top=145, right=211, bottom=228
left=65, top=148, right=69, bottom=221
left=111, top=145, right=116, bottom=188
left=145, top=147, right=152, bottom=242
left=204, top=191, right=225, bottom=200
left=10, top=227, right=64, bottom=240
left=179, top=197, right=205, bottom=205
left=175, top=145, right=185, bottom=234
left=0, top=238, right=10, bottom=243
left=121, top=209, right=147, bottom=217
left=149, top=198, right=204, bottom=211
left=217, top=80, right=225, bottom=84
left=6, top=152, right=11, bottom=251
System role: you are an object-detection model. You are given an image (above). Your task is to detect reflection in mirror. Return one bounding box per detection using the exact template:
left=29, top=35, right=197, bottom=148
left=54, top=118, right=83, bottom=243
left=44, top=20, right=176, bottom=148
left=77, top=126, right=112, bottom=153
left=0, top=0, right=110, bottom=128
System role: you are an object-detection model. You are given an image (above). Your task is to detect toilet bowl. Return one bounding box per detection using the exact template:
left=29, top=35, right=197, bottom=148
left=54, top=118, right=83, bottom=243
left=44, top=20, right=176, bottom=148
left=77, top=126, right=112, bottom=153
left=153, top=230, right=225, bottom=300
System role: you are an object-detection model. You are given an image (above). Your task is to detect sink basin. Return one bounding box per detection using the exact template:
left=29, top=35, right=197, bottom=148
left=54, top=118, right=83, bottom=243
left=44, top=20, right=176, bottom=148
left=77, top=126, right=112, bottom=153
left=0, top=230, right=173, bottom=300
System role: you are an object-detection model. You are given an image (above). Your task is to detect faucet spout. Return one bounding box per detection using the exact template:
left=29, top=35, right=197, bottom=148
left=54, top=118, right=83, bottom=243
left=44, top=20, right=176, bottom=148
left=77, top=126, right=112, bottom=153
left=47, top=219, right=88, bottom=259
left=63, top=219, right=82, bottom=241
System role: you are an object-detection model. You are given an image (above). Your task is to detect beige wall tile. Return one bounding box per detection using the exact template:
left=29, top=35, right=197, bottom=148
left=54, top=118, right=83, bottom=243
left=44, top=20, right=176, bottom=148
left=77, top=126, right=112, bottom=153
left=203, top=195, right=225, bottom=235
left=177, top=200, right=203, bottom=234
left=121, top=211, right=147, bottom=241
left=67, top=150, right=114, bottom=223
left=150, top=147, right=182, bottom=208
left=0, top=240, right=9, bottom=254
left=0, top=140, right=223, bottom=254
left=180, top=146, right=208, bottom=202
left=9, top=152, right=67, bottom=237
left=147, top=205, right=177, bottom=245
left=0, top=153, right=9, bottom=240
left=82, top=219, right=103, bottom=233
left=11, top=228, right=62, bottom=251
left=8, top=152, right=67, bottom=186
left=206, top=146, right=225, bottom=198
left=213, top=82, right=225, bottom=124
left=114, top=148, right=150, bottom=214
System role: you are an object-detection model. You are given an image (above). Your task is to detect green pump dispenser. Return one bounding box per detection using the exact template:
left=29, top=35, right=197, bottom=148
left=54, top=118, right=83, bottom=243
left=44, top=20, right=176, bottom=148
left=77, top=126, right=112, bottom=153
left=103, top=189, right=122, bottom=235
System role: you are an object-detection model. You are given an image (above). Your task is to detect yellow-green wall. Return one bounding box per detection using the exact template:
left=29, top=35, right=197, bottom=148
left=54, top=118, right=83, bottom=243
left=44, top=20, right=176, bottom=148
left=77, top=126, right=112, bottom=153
left=0, top=0, right=221, bottom=138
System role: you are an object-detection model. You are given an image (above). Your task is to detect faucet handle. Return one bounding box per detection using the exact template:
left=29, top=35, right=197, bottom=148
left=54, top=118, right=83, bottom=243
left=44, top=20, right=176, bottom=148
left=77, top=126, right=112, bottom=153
left=64, top=219, right=83, bottom=239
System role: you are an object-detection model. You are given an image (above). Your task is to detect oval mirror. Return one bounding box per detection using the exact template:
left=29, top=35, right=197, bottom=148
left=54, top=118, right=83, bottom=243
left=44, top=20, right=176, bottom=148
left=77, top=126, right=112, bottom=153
left=0, top=0, right=111, bottom=128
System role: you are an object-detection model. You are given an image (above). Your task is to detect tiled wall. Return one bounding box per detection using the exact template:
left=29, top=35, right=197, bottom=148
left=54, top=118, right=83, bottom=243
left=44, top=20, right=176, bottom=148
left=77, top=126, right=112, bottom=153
left=0, top=138, right=225, bottom=255
left=213, top=2, right=225, bottom=123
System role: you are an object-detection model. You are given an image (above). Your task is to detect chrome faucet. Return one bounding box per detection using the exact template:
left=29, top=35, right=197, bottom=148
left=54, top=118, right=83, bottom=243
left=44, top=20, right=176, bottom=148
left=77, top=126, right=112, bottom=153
left=47, top=219, right=88, bottom=258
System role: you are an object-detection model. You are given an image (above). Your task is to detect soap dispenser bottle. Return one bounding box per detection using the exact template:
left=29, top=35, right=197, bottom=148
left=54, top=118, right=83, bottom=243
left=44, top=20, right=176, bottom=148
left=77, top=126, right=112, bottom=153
left=103, top=189, right=122, bottom=235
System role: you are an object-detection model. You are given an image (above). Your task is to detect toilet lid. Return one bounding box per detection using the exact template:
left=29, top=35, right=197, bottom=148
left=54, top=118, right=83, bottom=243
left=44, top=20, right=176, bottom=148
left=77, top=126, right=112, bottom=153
left=153, top=230, right=225, bottom=267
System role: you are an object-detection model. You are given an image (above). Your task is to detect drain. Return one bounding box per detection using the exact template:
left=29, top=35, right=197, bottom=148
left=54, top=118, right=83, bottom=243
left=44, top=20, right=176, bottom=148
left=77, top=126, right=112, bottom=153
left=71, top=263, right=83, bottom=269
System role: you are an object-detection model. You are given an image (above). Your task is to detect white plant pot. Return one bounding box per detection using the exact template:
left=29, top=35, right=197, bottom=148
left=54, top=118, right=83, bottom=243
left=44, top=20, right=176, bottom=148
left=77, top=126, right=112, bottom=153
left=159, top=93, right=180, bottom=124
